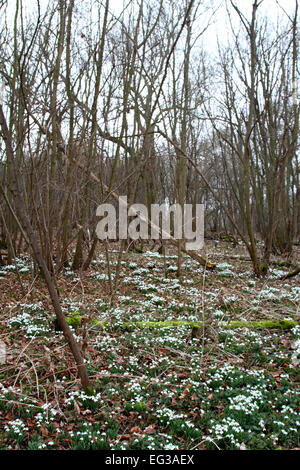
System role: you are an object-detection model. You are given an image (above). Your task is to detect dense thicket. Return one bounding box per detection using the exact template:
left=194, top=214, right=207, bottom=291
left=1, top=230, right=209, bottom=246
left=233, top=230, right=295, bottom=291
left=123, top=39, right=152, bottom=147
left=0, top=0, right=299, bottom=275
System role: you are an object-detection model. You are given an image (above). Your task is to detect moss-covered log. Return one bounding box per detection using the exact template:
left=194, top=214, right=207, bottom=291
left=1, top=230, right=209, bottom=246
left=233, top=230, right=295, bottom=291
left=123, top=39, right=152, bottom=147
left=64, top=315, right=297, bottom=330
left=281, top=266, right=300, bottom=280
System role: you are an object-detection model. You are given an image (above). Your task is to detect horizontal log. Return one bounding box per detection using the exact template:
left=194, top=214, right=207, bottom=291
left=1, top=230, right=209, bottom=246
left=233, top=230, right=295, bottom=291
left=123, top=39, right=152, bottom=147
left=63, top=316, right=297, bottom=330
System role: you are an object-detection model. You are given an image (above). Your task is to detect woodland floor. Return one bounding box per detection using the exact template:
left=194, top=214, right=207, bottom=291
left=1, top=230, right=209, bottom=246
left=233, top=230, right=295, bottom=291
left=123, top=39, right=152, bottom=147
left=0, top=240, right=299, bottom=450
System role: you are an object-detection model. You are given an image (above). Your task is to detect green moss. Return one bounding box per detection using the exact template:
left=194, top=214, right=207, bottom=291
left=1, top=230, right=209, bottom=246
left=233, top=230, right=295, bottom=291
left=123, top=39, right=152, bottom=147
left=65, top=314, right=100, bottom=328
left=92, top=319, right=297, bottom=330
left=66, top=312, right=82, bottom=327
left=276, top=260, right=287, bottom=267
left=63, top=314, right=297, bottom=332
left=134, top=401, right=148, bottom=411
left=259, top=263, right=268, bottom=274
left=84, top=386, right=95, bottom=396
left=221, top=319, right=297, bottom=330
left=122, top=320, right=203, bottom=329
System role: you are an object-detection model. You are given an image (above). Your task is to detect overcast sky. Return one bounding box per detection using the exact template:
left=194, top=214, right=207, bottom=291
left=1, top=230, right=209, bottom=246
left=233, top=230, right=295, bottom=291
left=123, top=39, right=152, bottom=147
left=3, top=0, right=297, bottom=54
left=4, top=0, right=298, bottom=27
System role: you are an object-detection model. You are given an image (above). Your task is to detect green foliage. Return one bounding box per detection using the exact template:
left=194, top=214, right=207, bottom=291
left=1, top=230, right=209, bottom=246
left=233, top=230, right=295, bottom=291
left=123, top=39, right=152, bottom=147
left=66, top=312, right=82, bottom=327
left=93, top=319, right=297, bottom=330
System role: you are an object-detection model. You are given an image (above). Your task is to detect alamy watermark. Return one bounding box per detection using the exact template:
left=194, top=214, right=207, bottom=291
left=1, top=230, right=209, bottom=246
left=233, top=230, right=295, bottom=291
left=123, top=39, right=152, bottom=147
left=96, top=197, right=204, bottom=250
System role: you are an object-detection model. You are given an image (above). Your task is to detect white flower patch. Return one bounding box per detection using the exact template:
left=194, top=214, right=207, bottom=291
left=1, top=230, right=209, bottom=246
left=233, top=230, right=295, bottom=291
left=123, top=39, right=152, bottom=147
left=290, top=339, right=300, bottom=366
left=64, top=268, right=76, bottom=277
left=268, top=269, right=287, bottom=279
left=8, top=302, right=50, bottom=338
left=91, top=272, right=115, bottom=281
left=167, top=265, right=177, bottom=272
left=216, top=263, right=234, bottom=277
left=136, top=280, right=158, bottom=293
left=132, top=268, right=148, bottom=276
left=228, top=390, right=264, bottom=415
left=124, top=379, right=150, bottom=409
left=155, top=407, right=187, bottom=425
left=213, top=309, right=225, bottom=319
left=65, top=390, right=103, bottom=407
left=207, top=417, right=244, bottom=447
left=143, top=251, right=162, bottom=259
left=91, top=259, right=106, bottom=266
left=129, top=262, right=138, bottom=269
left=35, top=404, right=59, bottom=427
left=216, top=263, right=232, bottom=271
left=0, top=257, right=31, bottom=276
left=159, top=278, right=181, bottom=291
left=68, top=422, right=108, bottom=446
left=145, top=294, right=165, bottom=306
left=19, top=267, right=30, bottom=273
left=119, top=296, right=131, bottom=303
left=258, top=286, right=300, bottom=303
left=291, top=325, right=300, bottom=339
left=5, top=419, right=29, bottom=436
left=95, top=334, right=118, bottom=351
left=243, top=330, right=263, bottom=346
left=62, top=299, right=84, bottom=313
left=130, top=433, right=180, bottom=450
left=3, top=264, right=16, bottom=271
left=223, top=296, right=237, bottom=305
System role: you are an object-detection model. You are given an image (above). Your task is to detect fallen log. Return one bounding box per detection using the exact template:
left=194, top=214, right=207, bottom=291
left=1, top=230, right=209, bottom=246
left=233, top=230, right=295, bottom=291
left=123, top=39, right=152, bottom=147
left=281, top=266, right=300, bottom=280
left=64, top=315, right=297, bottom=330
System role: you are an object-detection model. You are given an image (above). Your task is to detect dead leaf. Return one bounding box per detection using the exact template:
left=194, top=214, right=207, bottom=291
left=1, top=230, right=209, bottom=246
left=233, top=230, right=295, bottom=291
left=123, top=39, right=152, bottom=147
left=40, top=424, right=48, bottom=438
left=144, top=425, right=156, bottom=434
left=73, top=400, right=81, bottom=416
left=117, top=434, right=131, bottom=440
left=64, top=439, right=74, bottom=444
left=271, top=371, right=281, bottom=378
left=179, top=385, right=191, bottom=399
left=130, top=426, right=142, bottom=434
left=157, top=347, right=168, bottom=356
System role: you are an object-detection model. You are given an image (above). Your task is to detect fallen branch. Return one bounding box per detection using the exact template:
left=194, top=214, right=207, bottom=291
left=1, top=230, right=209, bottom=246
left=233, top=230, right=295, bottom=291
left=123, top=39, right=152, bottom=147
left=62, top=154, right=215, bottom=270
left=281, top=266, right=300, bottom=280
left=64, top=316, right=298, bottom=330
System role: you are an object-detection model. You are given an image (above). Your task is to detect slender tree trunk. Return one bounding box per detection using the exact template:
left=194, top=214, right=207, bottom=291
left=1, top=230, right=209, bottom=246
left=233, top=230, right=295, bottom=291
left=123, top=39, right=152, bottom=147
left=0, top=104, right=92, bottom=393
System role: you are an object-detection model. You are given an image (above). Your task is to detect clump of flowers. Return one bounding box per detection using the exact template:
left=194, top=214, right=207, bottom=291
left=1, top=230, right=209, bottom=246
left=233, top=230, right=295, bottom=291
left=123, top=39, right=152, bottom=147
left=8, top=302, right=50, bottom=338
left=5, top=419, right=29, bottom=444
